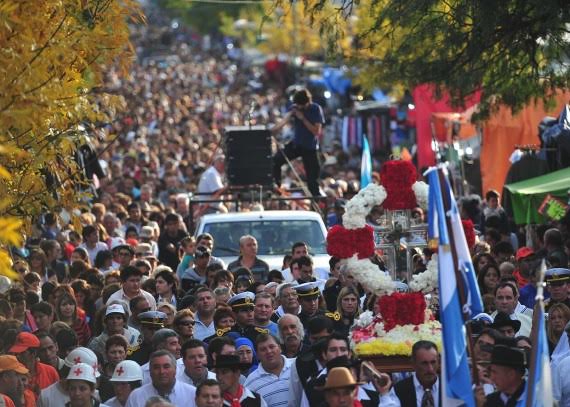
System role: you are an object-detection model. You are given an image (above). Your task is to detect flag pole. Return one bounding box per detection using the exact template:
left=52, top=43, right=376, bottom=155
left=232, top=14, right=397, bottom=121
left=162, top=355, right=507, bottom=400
left=525, top=260, right=547, bottom=407
left=436, top=168, right=480, bottom=386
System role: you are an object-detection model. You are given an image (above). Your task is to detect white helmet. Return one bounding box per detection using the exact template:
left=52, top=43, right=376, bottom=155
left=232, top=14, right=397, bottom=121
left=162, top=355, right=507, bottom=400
left=65, top=347, right=100, bottom=378
left=109, top=360, right=143, bottom=382
left=66, top=363, right=97, bottom=384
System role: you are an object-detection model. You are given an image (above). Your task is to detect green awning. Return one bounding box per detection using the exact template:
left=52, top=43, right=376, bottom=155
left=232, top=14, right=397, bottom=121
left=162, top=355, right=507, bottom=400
left=504, top=167, right=570, bottom=224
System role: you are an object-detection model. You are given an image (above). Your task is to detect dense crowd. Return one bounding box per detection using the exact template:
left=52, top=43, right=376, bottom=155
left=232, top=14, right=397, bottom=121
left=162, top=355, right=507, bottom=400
left=1, top=9, right=570, bottom=407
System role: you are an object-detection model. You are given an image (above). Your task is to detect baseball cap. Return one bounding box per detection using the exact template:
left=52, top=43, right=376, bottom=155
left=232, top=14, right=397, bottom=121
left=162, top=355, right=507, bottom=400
left=515, top=247, right=534, bottom=261
left=8, top=332, right=40, bottom=353
left=0, top=355, right=29, bottom=374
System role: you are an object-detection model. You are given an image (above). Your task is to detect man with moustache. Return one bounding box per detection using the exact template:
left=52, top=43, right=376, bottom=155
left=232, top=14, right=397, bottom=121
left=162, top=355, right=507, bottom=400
left=277, top=314, right=308, bottom=358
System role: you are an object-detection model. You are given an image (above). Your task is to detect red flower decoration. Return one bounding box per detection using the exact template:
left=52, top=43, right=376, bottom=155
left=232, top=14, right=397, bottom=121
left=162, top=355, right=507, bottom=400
left=380, top=160, right=418, bottom=210
left=327, top=225, right=375, bottom=260
left=462, top=219, right=476, bottom=251
left=378, top=292, right=426, bottom=331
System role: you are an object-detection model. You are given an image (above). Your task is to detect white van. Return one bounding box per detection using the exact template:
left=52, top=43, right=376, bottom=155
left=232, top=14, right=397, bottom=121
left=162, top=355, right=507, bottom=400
left=194, top=210, right=330, bottom=279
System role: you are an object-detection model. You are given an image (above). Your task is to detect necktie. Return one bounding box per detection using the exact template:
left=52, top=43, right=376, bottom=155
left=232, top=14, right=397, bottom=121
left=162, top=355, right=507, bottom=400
left=421, top=388, right=435, bottom=407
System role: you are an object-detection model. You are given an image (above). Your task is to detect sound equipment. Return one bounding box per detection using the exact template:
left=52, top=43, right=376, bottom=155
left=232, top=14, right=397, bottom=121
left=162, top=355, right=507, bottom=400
left=225, top=126, right=273, bottom=187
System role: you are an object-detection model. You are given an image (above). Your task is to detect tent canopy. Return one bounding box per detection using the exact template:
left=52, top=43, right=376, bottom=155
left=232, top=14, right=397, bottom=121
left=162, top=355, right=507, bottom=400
left=504, top=167, right=570, bottom=224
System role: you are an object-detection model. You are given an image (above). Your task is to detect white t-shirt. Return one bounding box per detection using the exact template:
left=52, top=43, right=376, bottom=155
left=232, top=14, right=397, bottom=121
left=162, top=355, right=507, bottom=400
left=79, top=241, right=110, bottom=265
left=197, top=166, right=224, bottom=209
left=38, top=381, right=68, bottom=407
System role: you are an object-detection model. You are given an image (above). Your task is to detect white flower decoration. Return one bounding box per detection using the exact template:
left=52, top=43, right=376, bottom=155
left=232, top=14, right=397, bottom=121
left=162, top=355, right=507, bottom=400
left=353, top=310, right=374, bottom=328
left=412, top=181, right=429, bottom=210
left=345, top=255, right=395, bottom=295
left=409, top=255, right=438, bottom=293
left=343, top=184, right=387, bottom=229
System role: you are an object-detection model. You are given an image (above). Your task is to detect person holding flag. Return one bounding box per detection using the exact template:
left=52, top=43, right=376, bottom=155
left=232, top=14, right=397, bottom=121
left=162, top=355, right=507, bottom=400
left=427, top=166, right=484, bottom=407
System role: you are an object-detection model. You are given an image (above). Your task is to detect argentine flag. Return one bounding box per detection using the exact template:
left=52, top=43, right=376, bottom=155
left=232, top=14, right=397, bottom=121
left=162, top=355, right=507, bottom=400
left=361, top=135, right=372, bottom=188
left=427, top=166, right=483, bottom=407
left=523, top=261, right=553, bottom=407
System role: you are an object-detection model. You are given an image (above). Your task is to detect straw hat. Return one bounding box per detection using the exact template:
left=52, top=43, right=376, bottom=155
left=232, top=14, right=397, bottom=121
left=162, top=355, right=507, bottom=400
left=318, top=367, right=363, bottom=390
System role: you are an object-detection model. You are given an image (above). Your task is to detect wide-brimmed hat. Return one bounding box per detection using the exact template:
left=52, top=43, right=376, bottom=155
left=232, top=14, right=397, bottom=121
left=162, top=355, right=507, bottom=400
left=490, top=345, right=527, bottom=369
left=490, top=312, right=521, bottom=333
left=317, top=367, right=363, bottom=390
left=212, top=354, right=249, bottom=370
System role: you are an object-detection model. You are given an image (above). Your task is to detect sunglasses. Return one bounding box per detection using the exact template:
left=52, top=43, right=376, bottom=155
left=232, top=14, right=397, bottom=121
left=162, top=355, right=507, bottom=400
left=178, top=320, right=196, bottom=326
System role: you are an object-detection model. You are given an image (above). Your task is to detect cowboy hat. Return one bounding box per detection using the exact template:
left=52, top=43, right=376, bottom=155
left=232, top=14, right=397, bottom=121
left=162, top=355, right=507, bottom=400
left=317, top=367, right=363, bottom=391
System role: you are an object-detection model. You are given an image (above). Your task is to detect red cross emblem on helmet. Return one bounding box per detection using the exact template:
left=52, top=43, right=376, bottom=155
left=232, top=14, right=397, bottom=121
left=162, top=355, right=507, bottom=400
left=116, top=366, right=124, bottom=376
left=74, top=368, right=83, bottom=376
left=74, top=356, right=82, bottom=364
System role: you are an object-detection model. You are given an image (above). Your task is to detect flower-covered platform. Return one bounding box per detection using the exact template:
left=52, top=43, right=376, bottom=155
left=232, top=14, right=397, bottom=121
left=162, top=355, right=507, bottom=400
left=350, top=292, right=442, bottom=371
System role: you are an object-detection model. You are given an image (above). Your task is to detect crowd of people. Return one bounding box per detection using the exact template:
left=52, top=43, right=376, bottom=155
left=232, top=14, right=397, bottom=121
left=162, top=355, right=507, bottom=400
left=1, top=6, right=570, bottom=407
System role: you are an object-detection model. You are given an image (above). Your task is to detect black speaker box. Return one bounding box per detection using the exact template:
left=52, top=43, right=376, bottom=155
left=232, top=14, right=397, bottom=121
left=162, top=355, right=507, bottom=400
left=225, top=126, right=273, bottom=187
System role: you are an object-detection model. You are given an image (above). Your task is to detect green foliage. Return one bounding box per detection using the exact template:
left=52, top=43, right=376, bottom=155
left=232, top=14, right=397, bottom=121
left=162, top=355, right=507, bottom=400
left=305, top=0, right=570, bottom=119
left=161, top=0, right=249, bottom=34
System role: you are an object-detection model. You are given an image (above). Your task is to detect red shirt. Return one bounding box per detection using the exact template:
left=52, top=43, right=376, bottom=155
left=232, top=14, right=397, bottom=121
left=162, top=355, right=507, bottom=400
left=512, top=269, right=528, bottom=288
left=28, top=361, right=59, bottom=399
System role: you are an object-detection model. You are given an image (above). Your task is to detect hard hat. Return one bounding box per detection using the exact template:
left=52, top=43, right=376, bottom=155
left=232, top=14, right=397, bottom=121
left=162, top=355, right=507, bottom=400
left=66, top=363, right=97, bottom=384
left=109, top=360, right=143, bottom=382
left=64, top=347, right=100, bottom=378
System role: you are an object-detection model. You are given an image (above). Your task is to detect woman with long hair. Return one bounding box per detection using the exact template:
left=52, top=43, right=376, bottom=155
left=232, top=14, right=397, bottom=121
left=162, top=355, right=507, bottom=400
left=472, top=252, right=496, bottom=275
left=27, top=249, right=56, bottom=283
left=477, top=264, right=501, bottom=296
left=55, top=293, right=91, bottom=346
left=333, top=286, right=361, bottom=337
left=547, top=303, right=570, bottom=354
left=71, top=279, right=96, bottom=325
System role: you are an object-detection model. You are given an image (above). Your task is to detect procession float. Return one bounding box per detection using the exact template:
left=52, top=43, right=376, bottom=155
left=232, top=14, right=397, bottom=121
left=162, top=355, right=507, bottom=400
left=326, top=159, right=443, bottom=372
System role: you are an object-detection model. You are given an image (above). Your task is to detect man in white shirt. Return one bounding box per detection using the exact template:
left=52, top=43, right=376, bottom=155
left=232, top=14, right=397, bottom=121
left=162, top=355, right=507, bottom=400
left=106, top=266, right=157, bottom=313
left=244, top=334, right=292, bottom=407
left=79, top=224, right=109, bottom=265
left=193, top=288, right=216, bottom=341
left=394, top=340, right=440, bottom=407
left=126, top=350, right=196, bottom=407
left=178, top=339, right=216, bottom=387
left=280, top=242, right=329, bottom=282
left=141, top=329, right=182, bottom=384
left=196, top=154, right=227, bottom=214
left=491, top=282, right=532, bottom=336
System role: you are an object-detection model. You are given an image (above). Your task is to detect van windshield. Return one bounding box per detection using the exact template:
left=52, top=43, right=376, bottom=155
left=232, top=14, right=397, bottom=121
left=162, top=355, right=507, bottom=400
left=203, top=220, right=327, bottom=257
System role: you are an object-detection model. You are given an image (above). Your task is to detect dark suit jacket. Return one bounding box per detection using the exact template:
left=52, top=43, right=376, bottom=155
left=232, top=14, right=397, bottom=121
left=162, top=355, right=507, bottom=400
left=394, top=376, right=441, bottom=407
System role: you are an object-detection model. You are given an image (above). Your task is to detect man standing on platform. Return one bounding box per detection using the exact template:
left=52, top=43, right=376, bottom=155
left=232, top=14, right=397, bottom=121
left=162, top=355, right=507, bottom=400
left=272, top=88, right=325, bottom=197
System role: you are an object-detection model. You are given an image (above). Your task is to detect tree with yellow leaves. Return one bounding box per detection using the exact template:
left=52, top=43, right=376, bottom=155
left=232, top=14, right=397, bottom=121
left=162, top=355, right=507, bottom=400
left=220, top=0, right=352, bottom=58
left=0, top=0, right=144, bottom=278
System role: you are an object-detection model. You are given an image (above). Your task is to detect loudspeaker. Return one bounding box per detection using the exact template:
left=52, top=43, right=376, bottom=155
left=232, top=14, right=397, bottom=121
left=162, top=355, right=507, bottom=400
left=225, top=126, right=273, bottom=187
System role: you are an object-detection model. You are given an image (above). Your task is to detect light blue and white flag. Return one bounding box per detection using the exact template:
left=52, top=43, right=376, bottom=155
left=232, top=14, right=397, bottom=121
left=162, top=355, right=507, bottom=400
left=361, top=135, right=372, bottom=188
left=427, top=166, right=483, bottom=407
left=523, top=261, right=553, bottom=407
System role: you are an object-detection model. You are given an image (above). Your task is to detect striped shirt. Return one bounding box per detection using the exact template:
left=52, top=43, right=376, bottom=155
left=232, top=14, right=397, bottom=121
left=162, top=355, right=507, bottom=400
left=244, top=356, right=294, bottom=407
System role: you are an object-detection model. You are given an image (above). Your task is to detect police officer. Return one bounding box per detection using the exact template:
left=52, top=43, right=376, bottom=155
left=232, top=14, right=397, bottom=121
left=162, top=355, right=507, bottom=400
left=544, top=268, right=570, bottom=312
left=128, top=311, right=166, bottom=365
left=295, top=282, right=325, bottom=328
left=227, top=292, right=266, bottom=343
